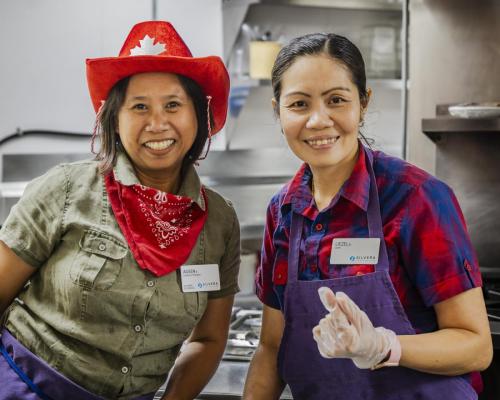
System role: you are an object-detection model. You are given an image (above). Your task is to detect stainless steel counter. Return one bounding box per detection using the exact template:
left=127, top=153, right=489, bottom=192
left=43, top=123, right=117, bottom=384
left=154, top=360, right=293, bottom=400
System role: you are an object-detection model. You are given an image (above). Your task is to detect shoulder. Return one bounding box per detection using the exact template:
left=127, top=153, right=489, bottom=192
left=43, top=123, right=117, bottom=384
left=203, top=186, right=238, bottom=225
left=21, top=161, right=93, bottom=198
left=58, top=158, right=101, bottom=181
left=372, top=150, right=451, bottom=206
left=373, top=150, right=433, bottom=187
left=203, top=186, right=236, bottom=212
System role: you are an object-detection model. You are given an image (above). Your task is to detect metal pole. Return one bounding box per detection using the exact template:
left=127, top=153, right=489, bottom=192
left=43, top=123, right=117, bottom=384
left=401, top=0, right=409, bottom=159
left=152, top=0, right=158, bottom=20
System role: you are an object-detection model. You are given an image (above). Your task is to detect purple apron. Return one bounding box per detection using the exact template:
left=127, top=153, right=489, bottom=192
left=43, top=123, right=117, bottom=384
left=277, top=148, right=477, bottom=399
left=0, top=329, right=155, bottom=400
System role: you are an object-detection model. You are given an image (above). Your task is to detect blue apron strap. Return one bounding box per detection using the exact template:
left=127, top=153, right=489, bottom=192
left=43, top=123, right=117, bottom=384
left=363, top=144, right=391, bottom=272
left=288, top=211, right=304, bottom=284
left=0, top=341, right=52, bottom=400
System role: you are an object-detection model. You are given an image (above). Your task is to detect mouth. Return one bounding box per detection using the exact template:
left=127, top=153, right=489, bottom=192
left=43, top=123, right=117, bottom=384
left=304, top=136, right=340, bottom=148
left=143, top=139, right=175, bottom=151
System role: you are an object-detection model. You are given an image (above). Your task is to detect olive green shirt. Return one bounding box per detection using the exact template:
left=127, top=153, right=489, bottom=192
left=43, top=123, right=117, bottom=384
left=0, top=152, right=240, bottom=399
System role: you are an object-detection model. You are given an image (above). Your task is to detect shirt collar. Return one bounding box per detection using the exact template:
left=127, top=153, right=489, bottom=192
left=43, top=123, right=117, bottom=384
left=282, top=163, right=313, bottom=213
left=281, top=143, right=371, bottom=213
left=112, top=151, right=205, bottom=210
left=341, top=144, right=370, bottom=212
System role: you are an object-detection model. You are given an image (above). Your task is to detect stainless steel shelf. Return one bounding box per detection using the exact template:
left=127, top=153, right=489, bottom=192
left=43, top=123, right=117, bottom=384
left=259, top=0, right=402, bottom=11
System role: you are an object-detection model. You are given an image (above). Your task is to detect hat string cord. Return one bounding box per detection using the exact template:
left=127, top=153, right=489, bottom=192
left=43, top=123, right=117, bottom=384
left=197, top=95, right=212, bottom=161
left=91, top=101, right=105, bottom=155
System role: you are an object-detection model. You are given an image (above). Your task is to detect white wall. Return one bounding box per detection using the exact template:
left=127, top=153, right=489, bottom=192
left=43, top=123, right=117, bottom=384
left=0, top=0, right=224, bottom=151
left=0, top=0, right=151, bottom=139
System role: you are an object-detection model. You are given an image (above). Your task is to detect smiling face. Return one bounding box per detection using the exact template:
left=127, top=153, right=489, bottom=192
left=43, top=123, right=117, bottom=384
left=276, top=54, right=368, bottom=172
left=117, top=72, right=198, bottom=188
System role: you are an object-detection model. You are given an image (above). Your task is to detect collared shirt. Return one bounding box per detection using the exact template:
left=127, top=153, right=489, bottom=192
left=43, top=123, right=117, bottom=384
left=0, top=152, right=240, bottom=399
left=256, top=146, right=482, bottom=334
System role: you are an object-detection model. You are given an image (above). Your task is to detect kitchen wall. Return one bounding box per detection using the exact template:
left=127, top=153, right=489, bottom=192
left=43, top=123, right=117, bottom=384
left=407, top=0, right=500, bottom=173
left=0, top=0, right=226, bottom=176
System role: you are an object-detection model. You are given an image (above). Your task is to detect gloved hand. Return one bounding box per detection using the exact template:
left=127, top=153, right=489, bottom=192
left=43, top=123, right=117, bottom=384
left=312, top=287, right=399, bottom=369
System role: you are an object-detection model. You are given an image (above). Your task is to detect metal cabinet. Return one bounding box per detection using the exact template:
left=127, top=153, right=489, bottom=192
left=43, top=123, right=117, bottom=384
left=222, top=0, right=409, bottom=158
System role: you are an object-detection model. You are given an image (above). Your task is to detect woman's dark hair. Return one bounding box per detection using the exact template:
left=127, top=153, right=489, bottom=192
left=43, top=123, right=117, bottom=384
left=271, top=32, right=369, bottom=113
left=95, top=74, right=212, bottom=175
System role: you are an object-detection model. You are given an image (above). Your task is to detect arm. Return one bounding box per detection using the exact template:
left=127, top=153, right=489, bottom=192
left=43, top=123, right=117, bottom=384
left=313, top=287, right=492, bottom=374
left=0, top=165, right=67, bottom=318
left=243, top=305, right=286, bottom=400
left=396, top=180, right=492, bottom=374
left=399, top=287, right=492, bottom=374
left=161, top=295, right=234, bottom=400
left=0, top=240, right=37, bottom=317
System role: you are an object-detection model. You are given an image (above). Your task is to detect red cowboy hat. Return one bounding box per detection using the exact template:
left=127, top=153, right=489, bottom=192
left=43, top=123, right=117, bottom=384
left=86, top=21, right=229, bottom=134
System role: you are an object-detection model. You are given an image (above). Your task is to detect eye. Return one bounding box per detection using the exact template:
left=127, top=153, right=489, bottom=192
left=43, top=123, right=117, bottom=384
left=286, top=100, right=308, bottom=110
left=166, top=101, right=181, bottom=110
left=132, top=103, right=147, bottom=111
left=328, top=96, right=347, bottom=105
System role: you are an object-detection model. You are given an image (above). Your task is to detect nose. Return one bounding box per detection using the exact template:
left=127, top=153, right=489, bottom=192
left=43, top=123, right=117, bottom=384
left=146, top=107, right=169, bottom=132
left=305, top=105, right=334, bottom=130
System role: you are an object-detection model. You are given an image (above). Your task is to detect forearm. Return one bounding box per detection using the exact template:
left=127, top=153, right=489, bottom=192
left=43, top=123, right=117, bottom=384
left=399, top=328, right=492, bottom=375
left=162, top=339, right=225, bottom=400
left=243, top=344, right=285, bottom=400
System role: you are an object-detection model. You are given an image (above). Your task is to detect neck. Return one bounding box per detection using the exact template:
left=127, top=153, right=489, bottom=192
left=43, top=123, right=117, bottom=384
left=134, top=166, right=182, bottom=193
left=310, top=147, right=359, bottom=211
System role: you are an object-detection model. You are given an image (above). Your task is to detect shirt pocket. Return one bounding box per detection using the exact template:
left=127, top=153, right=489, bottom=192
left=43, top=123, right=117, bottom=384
left=69, top=229, right=128, bottom=290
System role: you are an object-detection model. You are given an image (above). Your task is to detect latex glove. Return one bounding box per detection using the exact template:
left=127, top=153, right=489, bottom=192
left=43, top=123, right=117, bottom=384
left=312, top=287, right=397, bottom=369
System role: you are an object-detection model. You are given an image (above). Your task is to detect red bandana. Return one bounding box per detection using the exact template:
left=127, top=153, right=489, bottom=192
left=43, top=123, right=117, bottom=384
left=104, top=172, right=208, bottom=277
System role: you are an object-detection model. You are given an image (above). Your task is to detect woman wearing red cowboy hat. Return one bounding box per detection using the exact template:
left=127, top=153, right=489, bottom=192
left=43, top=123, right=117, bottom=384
left=0, top=21, right=239, bottom=400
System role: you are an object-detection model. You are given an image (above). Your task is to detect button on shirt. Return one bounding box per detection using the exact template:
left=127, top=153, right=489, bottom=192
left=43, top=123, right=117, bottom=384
left=256, top=147, right=482, bottom=335
left=0, top=152, right=240, bottom=399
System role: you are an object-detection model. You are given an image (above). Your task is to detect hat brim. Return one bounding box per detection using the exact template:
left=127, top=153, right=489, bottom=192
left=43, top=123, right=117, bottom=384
left=86, top=55, right=229, bottom=134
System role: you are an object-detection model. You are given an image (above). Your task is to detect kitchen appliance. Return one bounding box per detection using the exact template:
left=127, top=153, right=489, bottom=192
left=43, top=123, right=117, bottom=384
left=448, top=103, right=500, bottom=119
left=153, top=307, right=293, bottom=400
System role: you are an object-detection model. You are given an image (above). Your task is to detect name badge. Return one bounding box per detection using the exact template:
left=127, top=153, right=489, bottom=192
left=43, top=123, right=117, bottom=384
left=330, top=238, right=380, bottom=265
left=180, top=264, right=220, bottom=292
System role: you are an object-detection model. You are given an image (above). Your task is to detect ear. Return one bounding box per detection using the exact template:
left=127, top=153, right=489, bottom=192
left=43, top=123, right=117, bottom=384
left=271, top=97, right=279, bottom=116
left=362, top=87, right=372, bottom=109
left=360, top=87, right=372, bottom=120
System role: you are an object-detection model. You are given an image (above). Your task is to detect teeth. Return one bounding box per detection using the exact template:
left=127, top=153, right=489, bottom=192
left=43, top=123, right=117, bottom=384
left=307, top=137, right=339, bottom=146
left=144, top=139, right=175, bottom=150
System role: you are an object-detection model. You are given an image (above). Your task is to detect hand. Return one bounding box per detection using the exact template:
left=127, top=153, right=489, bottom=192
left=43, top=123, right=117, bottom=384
left=312, top=287, right=397, bottom=369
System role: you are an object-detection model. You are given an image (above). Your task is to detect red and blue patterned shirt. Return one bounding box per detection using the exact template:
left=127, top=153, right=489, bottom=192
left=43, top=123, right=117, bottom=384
left=256, top=146, right=482, bottom=334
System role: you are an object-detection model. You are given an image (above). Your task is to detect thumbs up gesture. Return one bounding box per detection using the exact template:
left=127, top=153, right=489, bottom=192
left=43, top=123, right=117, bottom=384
left=312, top=287, right=400, bottom=369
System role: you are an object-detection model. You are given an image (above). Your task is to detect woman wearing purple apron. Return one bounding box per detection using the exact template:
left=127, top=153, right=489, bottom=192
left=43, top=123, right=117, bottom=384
left=0, top=21, right=240, bottom=399
left=243, top=33, right=492, bottom=399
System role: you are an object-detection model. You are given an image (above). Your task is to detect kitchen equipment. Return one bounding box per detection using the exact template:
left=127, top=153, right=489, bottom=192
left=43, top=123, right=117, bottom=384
left=153, top=306, right=293, bottom=399
left=360, top=25, right=399, bottom=78
left=242, top=317, right=262, bottom=336
left=448, top=103, right=500, bottom=119
left=249, top=40, right=281, bottom=79
left=238, top=252, right=258, bottom=295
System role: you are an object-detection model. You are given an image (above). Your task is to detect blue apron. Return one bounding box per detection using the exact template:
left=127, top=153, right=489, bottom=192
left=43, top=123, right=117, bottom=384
left=0, top=329, right=155, bottom=400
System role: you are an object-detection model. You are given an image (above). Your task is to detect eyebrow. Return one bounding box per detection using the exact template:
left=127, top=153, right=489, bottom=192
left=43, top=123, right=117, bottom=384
left=283, top=86, right=351, bottom=98
left=126, top=94, right=183, bottom=101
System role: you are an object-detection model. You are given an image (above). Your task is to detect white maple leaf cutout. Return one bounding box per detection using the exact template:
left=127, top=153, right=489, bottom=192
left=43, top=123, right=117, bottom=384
left=130, top=35, right=167, bottom=56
